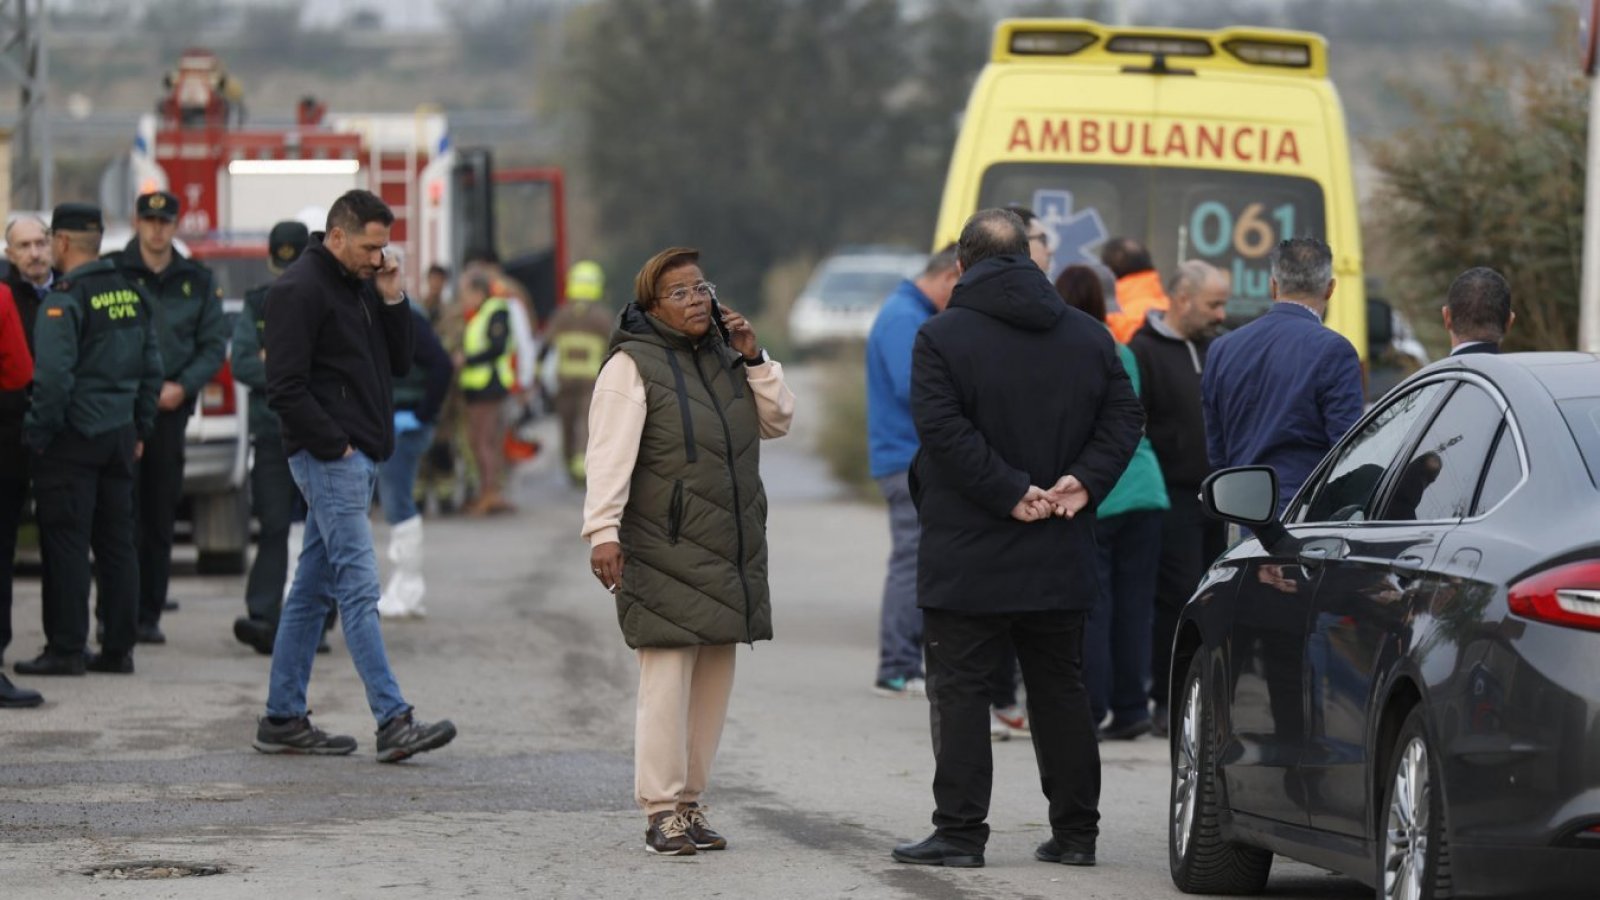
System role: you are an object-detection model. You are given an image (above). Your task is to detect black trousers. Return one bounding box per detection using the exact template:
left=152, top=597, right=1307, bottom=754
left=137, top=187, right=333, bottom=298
left=924, top=608, right=1101, bottom=852
left=244, top=435, right=297, bottom=623
left=34, top=428, right=139, bottom=656
left=1150, top=487, right=1226, bottom=706
left=0, top=470, right=27, bottom=663
left=135, top=409, right=188, bottom=628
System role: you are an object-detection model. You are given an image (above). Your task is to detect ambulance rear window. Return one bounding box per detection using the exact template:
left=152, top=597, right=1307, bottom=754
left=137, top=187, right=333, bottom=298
left=980, top=163, right=1325, bottom=321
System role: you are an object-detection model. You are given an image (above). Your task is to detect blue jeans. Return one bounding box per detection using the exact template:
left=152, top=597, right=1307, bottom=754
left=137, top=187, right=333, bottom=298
left=267, top=450, right=410, bottom=725
left=877, top=472, right=923, bottom=682
left=377, top=425, right=434, bottom=525
left=1086, top=510, right=1163, bottom=726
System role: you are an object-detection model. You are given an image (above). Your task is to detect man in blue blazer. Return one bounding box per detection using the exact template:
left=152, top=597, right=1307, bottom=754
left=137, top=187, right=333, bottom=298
left=1202, top=238, right=1365, bottom=515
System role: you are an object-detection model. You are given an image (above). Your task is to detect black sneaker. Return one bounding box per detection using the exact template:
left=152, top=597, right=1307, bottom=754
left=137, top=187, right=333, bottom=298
left=136, top=625, right=166, bottom=645
left=375, top=711, right=456, bottom=763
left=253, top=714, right=358, bottom=755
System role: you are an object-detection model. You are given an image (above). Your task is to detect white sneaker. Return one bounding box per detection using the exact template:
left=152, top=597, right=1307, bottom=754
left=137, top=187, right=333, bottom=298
left=994, top=704, right=1030, bottom=738
left=990, top=709, right=1012, bottom=742
left=903, top=677, right=926, bottom=697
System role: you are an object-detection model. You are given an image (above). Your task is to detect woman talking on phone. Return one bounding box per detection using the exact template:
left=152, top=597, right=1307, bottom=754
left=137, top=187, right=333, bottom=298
left=583, top=247, right=795, bottom=856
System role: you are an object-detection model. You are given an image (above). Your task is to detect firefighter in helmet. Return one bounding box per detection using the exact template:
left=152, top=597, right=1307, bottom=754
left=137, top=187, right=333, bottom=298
left=541, top=260, right=612, bottom=484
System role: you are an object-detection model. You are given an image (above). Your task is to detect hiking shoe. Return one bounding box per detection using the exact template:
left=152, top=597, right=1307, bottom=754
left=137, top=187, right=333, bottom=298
left=990, top=709, right=1012, bottom=741
left=873, top=676, right=926, bottom=698
left=679, top=803, right=727, bottom=850
left=645, top=810, right=697, bottom=856
left=994, top=704, right=1030, bottom=738
left=375, top=711, right=457, bottom=763
left=253, top=714, right=357, bottom=755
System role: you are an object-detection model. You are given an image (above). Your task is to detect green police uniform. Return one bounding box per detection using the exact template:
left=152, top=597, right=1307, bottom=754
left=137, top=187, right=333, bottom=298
left=232, top=284, right=279, bottom=441
left=107, top=228, right=227, bottom=632
left=25, top=259, right=163, bottom=451
left=21, top=254, right=162, bottom=667
left=107, top=240, right=227, bottom=405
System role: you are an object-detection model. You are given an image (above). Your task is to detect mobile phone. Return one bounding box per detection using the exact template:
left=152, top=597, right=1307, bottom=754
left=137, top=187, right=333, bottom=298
left=708, top=287, right=733, bottom=345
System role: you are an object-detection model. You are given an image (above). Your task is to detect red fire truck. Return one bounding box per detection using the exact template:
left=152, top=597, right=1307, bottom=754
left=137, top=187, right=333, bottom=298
left=105, top=48, right=568, bottom=572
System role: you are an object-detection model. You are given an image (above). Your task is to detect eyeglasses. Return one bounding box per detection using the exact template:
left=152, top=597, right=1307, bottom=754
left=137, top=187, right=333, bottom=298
left=657, top=281, right=716, bottom=304
left=1029, top=228, right=1059, bottom=253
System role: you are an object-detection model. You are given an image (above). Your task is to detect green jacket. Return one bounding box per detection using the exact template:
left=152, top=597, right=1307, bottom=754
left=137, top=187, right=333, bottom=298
left=24, top=259, right=162, bottom=451
left=108, top=240, right=227, bottom=406
left=231, top=284, right=279, bottom=440
left=1098, top=342, right=1170, bottom=518
left=610, top=303, right=771, bottom=649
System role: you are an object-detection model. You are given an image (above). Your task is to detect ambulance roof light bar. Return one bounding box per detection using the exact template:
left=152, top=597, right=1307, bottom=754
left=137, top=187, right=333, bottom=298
left=993, top=20, right=1326, bottom=78
left=1223, top=39, right=1313, bottom=69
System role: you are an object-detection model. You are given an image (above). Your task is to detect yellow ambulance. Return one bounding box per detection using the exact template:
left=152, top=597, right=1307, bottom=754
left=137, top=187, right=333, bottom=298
left=933, top=19, right=1370, bottom=357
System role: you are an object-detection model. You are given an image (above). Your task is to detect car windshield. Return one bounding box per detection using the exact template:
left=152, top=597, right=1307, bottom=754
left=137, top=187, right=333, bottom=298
left=808, top=266, right=915, bottom=309
left=1559, top=397, right=1600, bottom=488
left=979, top=163, right=1327, bottom=321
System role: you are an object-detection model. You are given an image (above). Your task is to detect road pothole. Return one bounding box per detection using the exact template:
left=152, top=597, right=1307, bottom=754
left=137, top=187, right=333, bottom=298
left=83, top=860, right=226, bottom=880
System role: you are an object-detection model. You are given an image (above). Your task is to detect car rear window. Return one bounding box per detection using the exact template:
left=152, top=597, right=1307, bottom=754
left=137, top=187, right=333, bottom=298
left=1559, top=397, right=1600, bottom=488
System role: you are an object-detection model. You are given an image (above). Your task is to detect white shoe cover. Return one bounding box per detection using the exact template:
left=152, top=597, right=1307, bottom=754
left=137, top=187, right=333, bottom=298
left=379, top=516, right=426, bottom=617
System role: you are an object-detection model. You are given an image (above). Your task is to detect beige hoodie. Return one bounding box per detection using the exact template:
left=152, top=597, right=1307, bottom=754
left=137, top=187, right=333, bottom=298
left=581, top=353, right=795, bottom=547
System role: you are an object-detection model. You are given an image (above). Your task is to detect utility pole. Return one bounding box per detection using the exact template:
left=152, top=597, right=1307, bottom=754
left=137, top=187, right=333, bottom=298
left=1582, top=0, right=1600, bottom=352
left=1, top=0, right=51, bottom=212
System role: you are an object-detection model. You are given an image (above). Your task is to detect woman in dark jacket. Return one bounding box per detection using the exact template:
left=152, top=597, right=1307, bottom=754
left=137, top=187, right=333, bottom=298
left=581, top=247, right=794, bottom=856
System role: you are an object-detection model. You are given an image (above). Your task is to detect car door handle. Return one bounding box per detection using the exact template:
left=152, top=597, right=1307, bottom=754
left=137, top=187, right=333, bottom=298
left=1297, top=546, right=1331, bottom=568
left=1393, top=555, right=1426, bottom=573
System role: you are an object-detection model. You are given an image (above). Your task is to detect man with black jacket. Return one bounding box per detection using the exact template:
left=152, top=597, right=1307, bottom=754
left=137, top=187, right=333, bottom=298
left=256, top=190, right=455, bottom=762
left=1129, top=259, right=1229, bottom=736
left=107, top=191, right=228, bottom=643
left=0, top=215, right=54, bottom=706
left=231, top=220, right=327, bottom=654
left=892, top=209, right=1144, bottom=870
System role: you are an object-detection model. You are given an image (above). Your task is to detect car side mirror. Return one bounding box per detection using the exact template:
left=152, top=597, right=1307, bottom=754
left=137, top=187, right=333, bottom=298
left=1202, top=466, right=1288, bottom=548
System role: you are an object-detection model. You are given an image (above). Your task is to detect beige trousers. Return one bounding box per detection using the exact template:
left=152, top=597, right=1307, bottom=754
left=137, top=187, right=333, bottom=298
left=634, top=644, right=737, bottom=816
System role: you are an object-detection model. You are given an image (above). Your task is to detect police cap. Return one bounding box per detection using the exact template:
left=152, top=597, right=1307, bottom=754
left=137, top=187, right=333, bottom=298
left=51, top=202, right=104, bottom=234
left=268, top=220, right=310, bottom=269
left=136, top=190, right=180, bottom=221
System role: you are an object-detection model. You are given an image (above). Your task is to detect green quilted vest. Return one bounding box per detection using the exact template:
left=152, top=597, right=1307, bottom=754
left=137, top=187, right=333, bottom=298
left=608, top=304, right=771, bottom=648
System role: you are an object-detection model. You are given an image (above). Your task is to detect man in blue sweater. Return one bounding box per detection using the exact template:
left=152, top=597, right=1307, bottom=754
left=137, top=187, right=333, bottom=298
left=865, top=245, right=958, bottom=697
left=1202, top=237, right=1364, bottom=515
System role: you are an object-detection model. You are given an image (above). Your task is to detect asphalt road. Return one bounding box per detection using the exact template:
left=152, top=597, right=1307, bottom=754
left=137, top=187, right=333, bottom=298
left=0, top=367, right=1372, bottom=899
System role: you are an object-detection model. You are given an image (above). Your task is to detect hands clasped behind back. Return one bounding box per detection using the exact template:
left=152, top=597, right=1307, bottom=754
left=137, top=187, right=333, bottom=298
left=1008, top=475, right=1091, bottom=523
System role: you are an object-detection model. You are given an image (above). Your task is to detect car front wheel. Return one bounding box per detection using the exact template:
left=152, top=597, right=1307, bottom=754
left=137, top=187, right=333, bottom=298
left=1170, top=651, right=1273, bottom=894
left=1378, top=707, right=1451, bottom=900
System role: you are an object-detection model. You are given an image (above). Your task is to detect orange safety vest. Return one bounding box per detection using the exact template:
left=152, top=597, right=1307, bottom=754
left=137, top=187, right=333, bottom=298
left=1107, top=270, right=1169, bottom=344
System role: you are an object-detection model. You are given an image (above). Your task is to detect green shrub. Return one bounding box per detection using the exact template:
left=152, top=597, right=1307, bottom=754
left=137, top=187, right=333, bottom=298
left=815, top=352, right=874, bottom=499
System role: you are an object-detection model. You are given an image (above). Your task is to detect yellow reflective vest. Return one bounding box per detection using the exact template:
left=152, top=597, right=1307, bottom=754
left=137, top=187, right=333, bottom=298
left=459, top=297, right=515, bottom=392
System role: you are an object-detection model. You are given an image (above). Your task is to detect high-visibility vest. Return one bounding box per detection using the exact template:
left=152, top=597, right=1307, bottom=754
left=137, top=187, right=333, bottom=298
left=553, top=328, right=607, bottom=381
left=459, top=297, right=515, bottom=392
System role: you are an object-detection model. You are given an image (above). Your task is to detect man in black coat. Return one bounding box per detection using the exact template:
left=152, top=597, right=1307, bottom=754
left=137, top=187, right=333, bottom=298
left=1442, top=266, right=1512, bottom=356
left=892, top=209, right=1144, bottom=869
left=256, top=190, right=455, bottom=763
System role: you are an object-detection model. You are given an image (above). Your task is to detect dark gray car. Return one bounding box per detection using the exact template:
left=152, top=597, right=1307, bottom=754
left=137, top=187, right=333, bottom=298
left=1168, top=352, right=1600, bottom=899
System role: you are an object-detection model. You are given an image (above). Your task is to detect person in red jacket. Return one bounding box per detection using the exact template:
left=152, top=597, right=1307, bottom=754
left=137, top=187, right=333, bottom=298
left=0, top=281, right=41, bottom=708
left=0, top=285, right=30, bottom=390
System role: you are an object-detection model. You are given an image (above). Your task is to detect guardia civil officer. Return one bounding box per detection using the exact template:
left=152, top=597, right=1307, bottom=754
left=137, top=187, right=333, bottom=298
left=108, top=190, right=227, bottom=643
left=14, top=203, right=162, bottom=677
left=232, top=221, right=330, bottom=654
